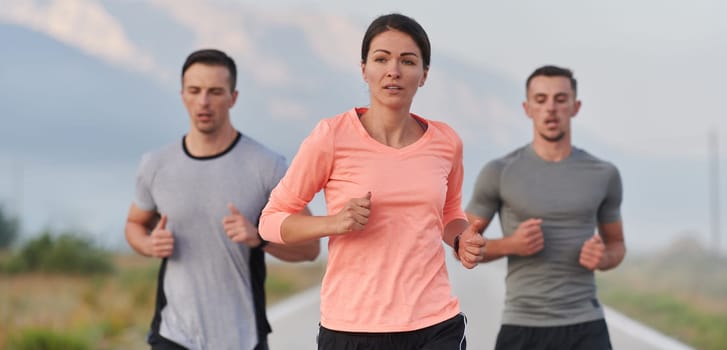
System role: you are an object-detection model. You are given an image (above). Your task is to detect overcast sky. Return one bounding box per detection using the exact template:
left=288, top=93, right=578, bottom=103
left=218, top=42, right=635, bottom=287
left=239, top=0, right=727, bottom=158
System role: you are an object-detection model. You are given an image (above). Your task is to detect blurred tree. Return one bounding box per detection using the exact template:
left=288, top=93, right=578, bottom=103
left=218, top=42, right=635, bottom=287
left=0, top=204, right=20, bottom=249
left=7, top=230, right=114, bottom=274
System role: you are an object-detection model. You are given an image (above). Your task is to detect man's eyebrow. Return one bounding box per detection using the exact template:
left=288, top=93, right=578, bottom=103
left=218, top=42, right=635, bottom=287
left=532, top=92, right=570, bottom=98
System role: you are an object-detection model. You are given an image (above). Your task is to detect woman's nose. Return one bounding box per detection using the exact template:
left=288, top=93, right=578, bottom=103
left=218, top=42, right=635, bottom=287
left=386, top=62, right=401, bottom=79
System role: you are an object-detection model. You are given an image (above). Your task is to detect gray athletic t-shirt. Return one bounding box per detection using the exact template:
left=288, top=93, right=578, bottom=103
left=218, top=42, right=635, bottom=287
left=135, top=132, right=287, bottom=350
left=467, top=144, right=622, bottom=327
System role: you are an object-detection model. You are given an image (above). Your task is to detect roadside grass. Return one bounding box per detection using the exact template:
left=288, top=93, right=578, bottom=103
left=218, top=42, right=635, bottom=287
left=0, top=254, right=157, bottom=349
left=1, top=254, right=325, bottom=349
left=266, top=260, right=325, bottom=304
left=597, top=237, right=727, bottom=350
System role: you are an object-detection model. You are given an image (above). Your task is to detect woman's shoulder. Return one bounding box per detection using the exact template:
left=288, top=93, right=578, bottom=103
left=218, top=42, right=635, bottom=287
left=423, top=117, right=462, bottom=143
left=300, top=108, right=362, bottom=149
left=311, top=108, right=359, bottom=133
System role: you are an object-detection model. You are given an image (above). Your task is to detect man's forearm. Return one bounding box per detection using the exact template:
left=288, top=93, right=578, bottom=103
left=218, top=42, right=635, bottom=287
left=478, top=237, right=509, bottom=263
left=598, top=241, right=625, bottom=271
left=125, top=222, right=152, bottom=257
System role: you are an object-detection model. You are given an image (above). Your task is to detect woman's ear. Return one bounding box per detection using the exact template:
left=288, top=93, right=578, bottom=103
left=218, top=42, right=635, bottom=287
left=419, top=69, right=428, bottom=87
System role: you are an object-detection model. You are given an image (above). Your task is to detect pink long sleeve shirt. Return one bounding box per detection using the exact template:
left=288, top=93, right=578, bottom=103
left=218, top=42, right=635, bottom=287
left=259, top=108, right=466, bottom=332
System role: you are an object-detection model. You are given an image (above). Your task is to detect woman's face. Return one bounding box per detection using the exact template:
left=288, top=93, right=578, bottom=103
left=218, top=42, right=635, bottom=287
left=361, top=30, right=428, bottom=110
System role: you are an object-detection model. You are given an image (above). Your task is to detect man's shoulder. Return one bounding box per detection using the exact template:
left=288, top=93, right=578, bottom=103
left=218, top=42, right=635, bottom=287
left=133, top=140, right=183, bottom=184
left=139, top=140, right=182, bottom=165
left=474, top=145, right=530, bottom=181
left=488, top=145, right=530, bottom=167
left=572, top=147, right=619, bottom=171
left=235, top=134, right=287, bottom=166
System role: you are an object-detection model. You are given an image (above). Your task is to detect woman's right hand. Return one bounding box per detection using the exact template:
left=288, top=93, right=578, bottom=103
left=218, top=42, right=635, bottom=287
left=330, top=192, right=372, bottom=234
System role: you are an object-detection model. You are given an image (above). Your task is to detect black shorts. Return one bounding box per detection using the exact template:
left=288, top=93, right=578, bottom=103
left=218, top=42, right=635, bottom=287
left=494, top=319, right=612, bottom=350
left=317, top=313, right=467, bottom=350
left=149, top=334, right=269, bottom=350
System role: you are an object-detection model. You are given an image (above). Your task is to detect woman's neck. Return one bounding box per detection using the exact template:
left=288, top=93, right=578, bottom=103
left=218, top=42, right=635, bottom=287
left=359, top=107, right=424, bottom=149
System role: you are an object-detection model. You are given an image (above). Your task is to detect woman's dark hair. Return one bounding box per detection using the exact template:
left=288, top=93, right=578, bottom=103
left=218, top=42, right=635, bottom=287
left=361, top=13, right=431, bottom=70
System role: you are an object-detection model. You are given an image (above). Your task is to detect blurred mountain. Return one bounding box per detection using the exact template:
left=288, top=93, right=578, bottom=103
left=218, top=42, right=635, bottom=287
left=0, top=0, right=524, bottom=165
left=0, top=23, right=179, bottom=165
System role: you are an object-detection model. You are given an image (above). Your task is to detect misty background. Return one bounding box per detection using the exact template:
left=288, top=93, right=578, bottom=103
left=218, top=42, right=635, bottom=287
left=0, top=0, right=725, bottom=255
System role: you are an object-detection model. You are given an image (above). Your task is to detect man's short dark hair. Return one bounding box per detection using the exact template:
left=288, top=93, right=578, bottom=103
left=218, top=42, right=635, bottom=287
left=181, top=49, right=237, bottom=91
left=526, top=65, right=577, bottom=96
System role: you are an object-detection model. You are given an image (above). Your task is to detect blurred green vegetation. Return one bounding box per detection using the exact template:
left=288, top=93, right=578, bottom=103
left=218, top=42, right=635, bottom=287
left=598, top=236, right=727, bottom=350
left=1, top=231, right=114, bottom=275
left=7, top=328, right=90, bottom=350
left=0, top=205, right=20, bottom=250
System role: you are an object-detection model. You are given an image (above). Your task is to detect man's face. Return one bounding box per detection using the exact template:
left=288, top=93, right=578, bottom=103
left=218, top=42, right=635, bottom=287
left=523, top=76, right=581, bottom=143
left=181, top=63, right=238, bottom=135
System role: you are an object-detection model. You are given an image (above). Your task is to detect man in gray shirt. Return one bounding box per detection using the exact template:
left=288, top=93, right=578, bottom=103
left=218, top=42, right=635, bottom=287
left=459, top=65, right=625, bottom=350
left=124, top=49, right=320, bottom=350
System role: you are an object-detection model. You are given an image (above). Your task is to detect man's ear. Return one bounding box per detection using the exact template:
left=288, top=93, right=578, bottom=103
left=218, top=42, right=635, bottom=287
left=572, top=99, right=582, bottom=117
left=230, top=90, right=239, bottom=108
left=522, top=101, right=532, bottom=119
